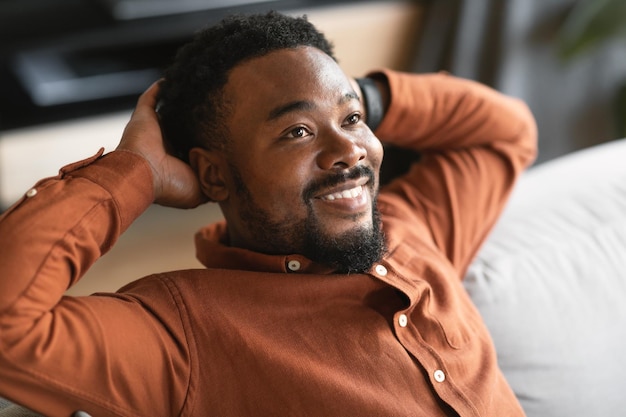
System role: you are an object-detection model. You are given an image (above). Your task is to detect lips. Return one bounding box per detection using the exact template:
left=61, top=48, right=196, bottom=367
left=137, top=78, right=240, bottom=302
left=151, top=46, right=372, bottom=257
left=303, top=165, right=376, bottom=207
left=315, top=176, right=370, bottom=201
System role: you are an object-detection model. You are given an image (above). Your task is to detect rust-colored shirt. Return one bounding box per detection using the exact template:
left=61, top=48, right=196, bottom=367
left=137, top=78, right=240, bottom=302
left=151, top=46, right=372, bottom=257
left=0, top=71, right=537, bottom=417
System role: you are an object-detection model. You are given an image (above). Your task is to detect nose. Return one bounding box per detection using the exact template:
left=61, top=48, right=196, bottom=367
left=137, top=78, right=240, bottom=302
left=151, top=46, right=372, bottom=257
left=316, top=130, right=367, bottom=171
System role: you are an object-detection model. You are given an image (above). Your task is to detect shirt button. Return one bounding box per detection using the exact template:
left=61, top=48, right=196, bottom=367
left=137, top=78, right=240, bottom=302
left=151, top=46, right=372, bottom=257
left=25, top=188, right=38, bottom=198
left=434, top=369, right=446, bottom=383
left=374, top=264, right=387, bottom=276
left=398, top=313, right=408, bottom=327
left=287, top=259, right=301, bottom=272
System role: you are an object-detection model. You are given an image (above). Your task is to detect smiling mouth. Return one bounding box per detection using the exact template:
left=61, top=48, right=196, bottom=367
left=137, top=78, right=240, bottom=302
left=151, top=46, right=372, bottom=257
left=320, top=185, right=364, bottom=201
left=307, top=166, right=374, bottom=205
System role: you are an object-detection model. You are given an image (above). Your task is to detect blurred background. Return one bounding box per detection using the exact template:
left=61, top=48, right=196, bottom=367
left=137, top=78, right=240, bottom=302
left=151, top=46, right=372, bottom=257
left=0, top=0, right=624, bottom=293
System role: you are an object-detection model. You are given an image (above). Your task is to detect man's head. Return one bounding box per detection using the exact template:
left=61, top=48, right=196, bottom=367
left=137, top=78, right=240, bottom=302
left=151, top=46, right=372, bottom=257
left=158, top=11, right=335, bottom=161
left=159, top=12, right=386, bottom=273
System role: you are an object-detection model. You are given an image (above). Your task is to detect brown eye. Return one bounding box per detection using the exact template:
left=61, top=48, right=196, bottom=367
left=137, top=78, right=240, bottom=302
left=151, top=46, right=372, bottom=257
left=347, top=113, right=361, bottom=125
left=286, top=126, right=311, bottom=139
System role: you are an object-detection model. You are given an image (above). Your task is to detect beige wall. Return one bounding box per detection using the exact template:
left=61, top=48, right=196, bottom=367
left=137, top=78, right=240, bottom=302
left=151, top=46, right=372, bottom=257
left=297, top=1, right=422, bottom=76
left=0, top=1, right=423, bottom=295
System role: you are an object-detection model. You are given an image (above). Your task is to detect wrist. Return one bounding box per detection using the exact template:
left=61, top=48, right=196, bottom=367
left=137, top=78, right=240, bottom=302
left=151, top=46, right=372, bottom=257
left=356, top=76, right=389, bottom=131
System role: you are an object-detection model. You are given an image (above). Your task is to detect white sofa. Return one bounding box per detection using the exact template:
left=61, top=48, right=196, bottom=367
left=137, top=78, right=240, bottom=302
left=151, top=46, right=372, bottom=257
left=2, top=138, right=626, bottom=416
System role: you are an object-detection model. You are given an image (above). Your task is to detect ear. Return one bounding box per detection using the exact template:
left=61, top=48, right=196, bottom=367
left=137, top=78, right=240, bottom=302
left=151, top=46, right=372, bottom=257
left=189, top=147, right=229, bottom=202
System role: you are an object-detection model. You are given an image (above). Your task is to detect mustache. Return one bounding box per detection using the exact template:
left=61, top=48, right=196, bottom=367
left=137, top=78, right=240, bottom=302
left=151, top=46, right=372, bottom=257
left=303, top=165, right=376, bottom=201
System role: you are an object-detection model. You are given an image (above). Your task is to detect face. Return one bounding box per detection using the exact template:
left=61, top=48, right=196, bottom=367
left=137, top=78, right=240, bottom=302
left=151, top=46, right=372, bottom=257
left=210, top=46, right=385, bottom=272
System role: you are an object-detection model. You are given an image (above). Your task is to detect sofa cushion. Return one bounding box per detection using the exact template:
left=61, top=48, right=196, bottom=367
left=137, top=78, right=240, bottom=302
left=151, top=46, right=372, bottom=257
left=464, top=139, right=626, bottom=416
left=0, top=398, right=43, bottom=417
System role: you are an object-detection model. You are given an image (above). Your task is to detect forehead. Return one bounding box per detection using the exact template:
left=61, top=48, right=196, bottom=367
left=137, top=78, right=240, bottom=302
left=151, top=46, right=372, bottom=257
left=223, top=46, right=354, bottom=114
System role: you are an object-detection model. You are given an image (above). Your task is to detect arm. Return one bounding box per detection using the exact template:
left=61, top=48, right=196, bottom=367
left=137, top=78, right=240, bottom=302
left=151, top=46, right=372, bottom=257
left=371, top=70, right=537, bottom=275
left=0, top=83, right=204, bottom=416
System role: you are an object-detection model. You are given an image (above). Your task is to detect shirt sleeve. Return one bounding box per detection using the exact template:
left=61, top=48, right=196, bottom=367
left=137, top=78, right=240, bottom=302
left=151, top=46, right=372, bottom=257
left=375, top=70, right=538, bottom=276
left=0, top=150, right=190, bottom=416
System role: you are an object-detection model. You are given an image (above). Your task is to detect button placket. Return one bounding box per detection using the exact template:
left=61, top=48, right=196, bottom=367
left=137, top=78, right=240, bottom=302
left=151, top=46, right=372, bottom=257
left=375, top=264, right=410, bottom=331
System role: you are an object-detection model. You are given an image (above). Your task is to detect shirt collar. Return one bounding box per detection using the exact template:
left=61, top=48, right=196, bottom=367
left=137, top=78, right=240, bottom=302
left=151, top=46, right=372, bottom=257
left=194, top=220, right=336, bottom=274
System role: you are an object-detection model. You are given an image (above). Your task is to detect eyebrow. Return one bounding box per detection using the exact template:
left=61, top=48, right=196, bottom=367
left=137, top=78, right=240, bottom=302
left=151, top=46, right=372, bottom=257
left=342, top=91, right=360, bottom=103
left=267, top=100, right=315, bottom=121
left=266, top=92, right=360, bottom=122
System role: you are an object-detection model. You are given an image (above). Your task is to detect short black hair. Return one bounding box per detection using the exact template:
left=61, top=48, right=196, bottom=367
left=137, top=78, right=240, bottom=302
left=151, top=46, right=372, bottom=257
left=157, top=11, right=336, bottom=162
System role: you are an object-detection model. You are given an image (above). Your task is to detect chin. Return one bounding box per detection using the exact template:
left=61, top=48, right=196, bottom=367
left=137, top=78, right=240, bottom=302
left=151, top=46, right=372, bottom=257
left=303, top=203, right=387, bottom=274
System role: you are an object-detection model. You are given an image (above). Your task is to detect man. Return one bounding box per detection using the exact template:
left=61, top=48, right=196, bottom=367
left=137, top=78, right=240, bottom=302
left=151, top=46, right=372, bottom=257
left=0, top=11, right=536, bottom=417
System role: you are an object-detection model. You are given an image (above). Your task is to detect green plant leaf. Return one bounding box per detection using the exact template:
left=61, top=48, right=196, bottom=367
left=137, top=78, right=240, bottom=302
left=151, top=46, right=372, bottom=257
left=558, top=0, right=626, bottom=60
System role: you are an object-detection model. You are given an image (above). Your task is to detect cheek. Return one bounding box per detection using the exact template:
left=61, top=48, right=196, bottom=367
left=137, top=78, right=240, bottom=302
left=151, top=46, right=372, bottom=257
left=242, top=160, right=311, bottom=210
left=367, top=135, right=384, bottom=170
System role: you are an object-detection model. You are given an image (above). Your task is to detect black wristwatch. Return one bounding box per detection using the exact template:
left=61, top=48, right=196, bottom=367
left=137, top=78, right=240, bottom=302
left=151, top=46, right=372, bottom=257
left=355, top=77, right=385, bottom=131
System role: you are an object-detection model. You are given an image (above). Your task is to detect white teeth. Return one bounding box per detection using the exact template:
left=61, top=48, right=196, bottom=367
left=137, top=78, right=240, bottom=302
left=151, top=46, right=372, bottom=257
left=321, top=185, right=363, bottom=201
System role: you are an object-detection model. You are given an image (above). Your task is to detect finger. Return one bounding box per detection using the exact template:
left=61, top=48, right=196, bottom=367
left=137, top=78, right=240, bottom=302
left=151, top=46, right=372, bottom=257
left=136, top=79, right=163, bottom=110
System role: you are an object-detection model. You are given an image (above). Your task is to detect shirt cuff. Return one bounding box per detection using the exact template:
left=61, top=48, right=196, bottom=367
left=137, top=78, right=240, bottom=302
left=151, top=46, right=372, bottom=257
left=61, top=149, right=154, bottom=232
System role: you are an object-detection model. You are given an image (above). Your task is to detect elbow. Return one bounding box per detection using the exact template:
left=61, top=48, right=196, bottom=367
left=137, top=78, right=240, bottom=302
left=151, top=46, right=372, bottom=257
left=509, top=98, right=539, bottom=170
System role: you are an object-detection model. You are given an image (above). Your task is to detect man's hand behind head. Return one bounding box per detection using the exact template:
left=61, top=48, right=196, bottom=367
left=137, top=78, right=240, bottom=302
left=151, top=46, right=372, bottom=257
left=116, top=81, right=209, bottom=208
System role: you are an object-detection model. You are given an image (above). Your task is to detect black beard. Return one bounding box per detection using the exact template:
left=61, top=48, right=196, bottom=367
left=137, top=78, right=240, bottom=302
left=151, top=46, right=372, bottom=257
left=229, top=163, right=387, bottom=274
left=302, top=199, right=387, bottom=274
